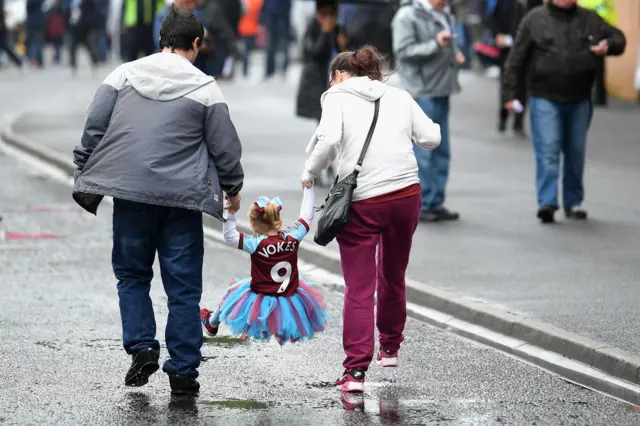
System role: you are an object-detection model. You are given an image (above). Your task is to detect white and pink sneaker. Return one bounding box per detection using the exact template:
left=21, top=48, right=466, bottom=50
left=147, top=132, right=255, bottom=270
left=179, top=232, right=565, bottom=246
left=375, top=350, right=398, bottom=367
left=336, top=368, right=365, bottom=393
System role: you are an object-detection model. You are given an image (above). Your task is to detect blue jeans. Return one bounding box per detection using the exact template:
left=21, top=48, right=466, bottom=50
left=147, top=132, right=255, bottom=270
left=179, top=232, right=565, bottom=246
left=112, top=199, right=204, bottom=377
left=95, top=28, right=108, bottom=62
left=264, top=13, right=290, bottom=77
left=414, top=96, right=451, bottom=211
left=529, top=97, right=593, bottom=209
left=454, top=23, right=472, bottom=70
left=26, top=27, right=44, bottom=65
left=242, top=36, right=256, bottom=77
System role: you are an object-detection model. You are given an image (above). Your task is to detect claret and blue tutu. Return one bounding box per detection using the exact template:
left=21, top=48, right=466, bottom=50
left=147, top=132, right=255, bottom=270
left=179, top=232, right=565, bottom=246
left=201, top=188, right=330, bottom=344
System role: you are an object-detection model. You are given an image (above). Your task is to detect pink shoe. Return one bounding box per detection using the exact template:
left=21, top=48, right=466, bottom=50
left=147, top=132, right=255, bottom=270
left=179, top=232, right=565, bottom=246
left=375, top=350, right=398, bottom=367
left=200, top=308, right=218, bottom=337
left=336, top=368, right=365, bottom=393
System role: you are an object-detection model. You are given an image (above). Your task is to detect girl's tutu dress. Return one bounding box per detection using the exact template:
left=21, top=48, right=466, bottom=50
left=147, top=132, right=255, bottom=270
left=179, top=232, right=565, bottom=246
left=209, top=276, right=329, bottom=344
left=204, top=190, right=329, bottom=344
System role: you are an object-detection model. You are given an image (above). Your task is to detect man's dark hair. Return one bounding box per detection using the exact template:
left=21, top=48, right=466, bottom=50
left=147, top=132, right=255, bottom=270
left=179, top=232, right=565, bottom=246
left=159, top=7, right=204, bottom=51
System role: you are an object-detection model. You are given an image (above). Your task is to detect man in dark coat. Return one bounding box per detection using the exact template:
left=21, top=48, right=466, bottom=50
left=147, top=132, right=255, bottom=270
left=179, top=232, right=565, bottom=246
left=503, top=0, right=625, bottom=223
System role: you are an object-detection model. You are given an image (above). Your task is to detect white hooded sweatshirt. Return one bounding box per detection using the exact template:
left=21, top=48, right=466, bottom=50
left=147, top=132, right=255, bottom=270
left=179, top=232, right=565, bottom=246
left=303, top=76, right=441, bottom=202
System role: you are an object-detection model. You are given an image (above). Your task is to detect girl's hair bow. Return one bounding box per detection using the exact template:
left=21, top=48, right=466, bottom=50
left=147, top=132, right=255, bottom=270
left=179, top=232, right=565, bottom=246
left=253, top=196, right=283, bottom=214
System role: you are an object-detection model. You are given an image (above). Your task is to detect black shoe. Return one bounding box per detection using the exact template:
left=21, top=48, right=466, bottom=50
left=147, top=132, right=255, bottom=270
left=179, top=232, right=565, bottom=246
left=419, top=210, right=441, bottom=223
left=565, top=207, right=588, bottom=220
left=169, top=375, right=200, bottom=396
left=498, top=119, right=507, bottom=133
left=125, top=348, right=160, bottom=387
left=537, top=205, right=557, bottom=224
left=435, top=207, right=460, bottom=221
left=513, top=128, right=528, bottom=138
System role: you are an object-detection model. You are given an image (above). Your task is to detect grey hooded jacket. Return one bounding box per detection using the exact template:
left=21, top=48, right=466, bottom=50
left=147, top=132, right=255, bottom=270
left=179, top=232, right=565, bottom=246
left=72, top=52, right=244, bottom=221
left=391, top=0, right=461, bottom=99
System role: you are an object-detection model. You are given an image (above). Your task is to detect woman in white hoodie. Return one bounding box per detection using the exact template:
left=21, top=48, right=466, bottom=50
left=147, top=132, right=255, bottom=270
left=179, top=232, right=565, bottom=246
left=301, top=46, right=441, bottom=393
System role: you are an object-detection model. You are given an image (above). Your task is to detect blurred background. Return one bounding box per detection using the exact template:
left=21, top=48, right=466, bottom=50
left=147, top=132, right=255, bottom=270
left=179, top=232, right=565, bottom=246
left=1, top=0, right=638, bottom=101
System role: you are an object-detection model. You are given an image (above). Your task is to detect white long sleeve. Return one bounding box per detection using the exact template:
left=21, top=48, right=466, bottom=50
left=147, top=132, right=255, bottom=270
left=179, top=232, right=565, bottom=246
left=299, top=187, right=315, bottom=225
left=411, top=98, right=441, bottom=150
left=222, top=212, right=240, bottom=248
left=304, top=95, right=343, bottom=177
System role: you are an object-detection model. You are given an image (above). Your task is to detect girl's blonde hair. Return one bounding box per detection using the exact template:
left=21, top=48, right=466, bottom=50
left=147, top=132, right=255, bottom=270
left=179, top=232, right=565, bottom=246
left=249, top=202, right=282, bottom=233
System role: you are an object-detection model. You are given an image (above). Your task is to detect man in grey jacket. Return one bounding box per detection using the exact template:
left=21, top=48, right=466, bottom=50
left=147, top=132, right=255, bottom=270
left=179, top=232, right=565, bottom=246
left=72, top=8, right=243, bottom=396
left=392, top=0, right=464, bottom=222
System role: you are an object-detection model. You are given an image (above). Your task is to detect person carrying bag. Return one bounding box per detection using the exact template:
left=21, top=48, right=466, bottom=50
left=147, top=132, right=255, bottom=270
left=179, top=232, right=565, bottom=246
left=313, top=98, right=380, bottom=246
left=300, top=45, right=441, bottom=393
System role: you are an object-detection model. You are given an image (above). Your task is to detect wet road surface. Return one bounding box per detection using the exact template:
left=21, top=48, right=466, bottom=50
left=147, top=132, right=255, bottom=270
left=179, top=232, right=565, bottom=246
left=6, top=61, right=640, bottom=356
left=1, top=143, right=640, bottom=424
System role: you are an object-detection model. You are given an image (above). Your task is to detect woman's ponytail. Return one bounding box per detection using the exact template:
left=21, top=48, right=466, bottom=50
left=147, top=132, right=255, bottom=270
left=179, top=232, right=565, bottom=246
left=331, top=45, right=384, bottom=81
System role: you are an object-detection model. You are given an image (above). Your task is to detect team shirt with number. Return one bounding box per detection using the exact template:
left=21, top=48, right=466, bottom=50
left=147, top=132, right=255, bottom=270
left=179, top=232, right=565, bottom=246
left=238, top=220, right=309, bottom=297
left=222, top=188, right=315, bottom=297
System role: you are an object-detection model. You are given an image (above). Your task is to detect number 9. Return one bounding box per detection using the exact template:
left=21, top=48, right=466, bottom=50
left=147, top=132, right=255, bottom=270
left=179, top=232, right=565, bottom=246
left=271, top=261, right=292, bottom=293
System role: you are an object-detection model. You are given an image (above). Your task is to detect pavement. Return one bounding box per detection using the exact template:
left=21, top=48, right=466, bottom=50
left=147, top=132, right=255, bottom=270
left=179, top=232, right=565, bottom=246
left=1, top=127, right=640, bottom=425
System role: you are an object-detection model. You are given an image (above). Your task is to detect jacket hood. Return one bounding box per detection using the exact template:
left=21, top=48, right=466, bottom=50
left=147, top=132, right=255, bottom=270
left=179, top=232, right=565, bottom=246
left=122, top=52, right=215, bottom=101
left=321, top=76, right=388, bottom=105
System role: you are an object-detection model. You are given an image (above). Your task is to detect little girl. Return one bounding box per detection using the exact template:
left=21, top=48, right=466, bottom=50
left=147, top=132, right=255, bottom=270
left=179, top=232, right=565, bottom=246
left=200, top=187, right=329, bottom=344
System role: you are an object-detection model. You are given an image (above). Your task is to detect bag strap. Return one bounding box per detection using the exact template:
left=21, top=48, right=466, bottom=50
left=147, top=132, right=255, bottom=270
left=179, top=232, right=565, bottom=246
left=354, top=98, right=381, bottom=176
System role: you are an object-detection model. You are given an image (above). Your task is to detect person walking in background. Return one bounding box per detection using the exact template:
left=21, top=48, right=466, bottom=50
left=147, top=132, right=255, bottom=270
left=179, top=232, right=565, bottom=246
left=68, top=0, right=100, bottom=73
left=0, top=0, right=23, bottom=68
left=94, top=0, right=110, bottom=63
left=578, top=0, right=617, bottom=106
left=392, top=0, right=464, bottom=223
left=238, top=0, right=264, bottom=77
left=45, top=0, right=67, bottom=65
left=208, top=0, right=241, bottom=79
left=502, top=0, right=625, bottom=224
left=488, top=0, right=527, bottom=136
left=200, top=0, right=238, bottom=78
left=295, top=0, right=347, bottom=187
left=26, top=0, right=47, bottom=68
left=450, top=0, right=473, bottom=70
left=122, top=0, right=164, bottom=62
left=72, top=8, right=244, bottom=395
left=262, top=0, right=291, bottom=79
left=301, top=46, right=441, bottom=392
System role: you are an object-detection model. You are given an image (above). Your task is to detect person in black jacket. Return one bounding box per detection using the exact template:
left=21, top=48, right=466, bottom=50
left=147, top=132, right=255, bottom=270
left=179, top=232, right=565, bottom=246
left=201, top=0, right=238, bottom=77
left=295, top=1, right=347, bottom=186
left=68, top=0, right=100, bottom=72
left=0, top=0, right=23, bottom=68
left=489, top=0, right=527, bottom=135
left=503, top=0, right=625, bottom=224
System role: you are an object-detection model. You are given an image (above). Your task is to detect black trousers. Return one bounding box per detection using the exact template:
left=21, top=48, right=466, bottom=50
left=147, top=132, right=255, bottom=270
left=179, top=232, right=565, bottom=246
left=594, top=55, right=607, bottom=105
left=499, top=49, right=527, bottom=128
left=69, top=25, right=99, bottom=69
left=0, top=31, right=22, bottom=67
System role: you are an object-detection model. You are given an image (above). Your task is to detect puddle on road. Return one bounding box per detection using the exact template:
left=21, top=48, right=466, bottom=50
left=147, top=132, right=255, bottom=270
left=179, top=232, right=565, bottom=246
left=306, top=381, right=336, bottom=389
left=35, top=341, right=60, bottom=351
left=203, top=336, right=248, bottom=346
left=200, top=399, right=271, bottom=410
